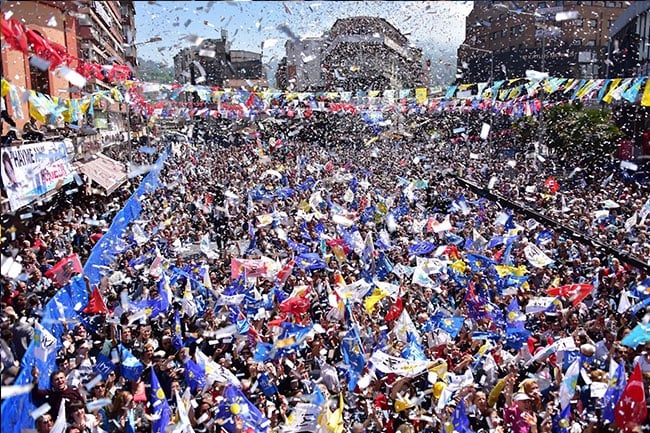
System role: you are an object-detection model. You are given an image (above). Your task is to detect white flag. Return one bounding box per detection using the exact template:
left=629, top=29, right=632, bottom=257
left=524, top=244, right=554, bottom=268
left=34, top=322, right=57, bottom=362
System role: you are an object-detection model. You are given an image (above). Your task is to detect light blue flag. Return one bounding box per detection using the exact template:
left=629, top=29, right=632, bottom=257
left=151, top=369, right=172, bottom=433
left=620, top=322, right=650, bottom=349
left=119, top=344, right=144, bottom=382
left=401, top=331, right=428, bottom=361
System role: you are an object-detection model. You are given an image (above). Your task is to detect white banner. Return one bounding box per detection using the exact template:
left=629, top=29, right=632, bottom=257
left=370, top=350, right=433, bottom=377
left=1, top=141, right=74, bottom=211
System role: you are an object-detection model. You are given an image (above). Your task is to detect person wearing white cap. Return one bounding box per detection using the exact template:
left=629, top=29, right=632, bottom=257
left=502, top=370, right=539, bottom=433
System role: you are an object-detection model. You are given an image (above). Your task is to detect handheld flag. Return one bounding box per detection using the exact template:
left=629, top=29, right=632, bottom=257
left=151, top=369, right=172, bottom=433
left=82, top=286, right=108, bottom=314
left=614, top=363, right=647, bottom=431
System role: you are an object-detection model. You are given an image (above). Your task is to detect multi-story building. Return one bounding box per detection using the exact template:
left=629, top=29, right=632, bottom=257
left=172, top=30, right=267, bottom=95
left=457, top=1, right=629, bottom=83
left=607, top=1, right=650, bottom=77
left=275, top=16, right=428, bottom=92
left=283, top=37, right=325, bottom=91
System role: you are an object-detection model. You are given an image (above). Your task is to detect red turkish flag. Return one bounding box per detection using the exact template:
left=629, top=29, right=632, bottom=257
left=615, top=363, right=647, bottom=431
left=546, top=284, right=595, bottom=306
left=275, top=258, right=295, bottom=287
left=83, top=286, right=108, bottom=315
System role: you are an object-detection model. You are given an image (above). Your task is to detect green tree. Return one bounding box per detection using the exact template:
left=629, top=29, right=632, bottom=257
left=512, top=102, right=623, bottom=165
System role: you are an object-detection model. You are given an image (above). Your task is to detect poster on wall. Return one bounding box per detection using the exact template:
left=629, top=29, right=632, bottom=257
left=1, top=141, right=75, bottom=212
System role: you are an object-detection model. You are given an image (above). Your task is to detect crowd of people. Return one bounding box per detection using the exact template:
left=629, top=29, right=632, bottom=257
left=1, top=108, right=649, bottom=433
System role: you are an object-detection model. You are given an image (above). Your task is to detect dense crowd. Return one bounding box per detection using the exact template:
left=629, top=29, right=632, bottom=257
left=1, top=110, right=649, bottom=433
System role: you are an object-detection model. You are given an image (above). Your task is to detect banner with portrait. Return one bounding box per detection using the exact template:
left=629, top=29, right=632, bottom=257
left=1, top=140, right=74, bottom=212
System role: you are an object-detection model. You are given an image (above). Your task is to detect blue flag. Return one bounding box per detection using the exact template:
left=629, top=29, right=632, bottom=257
left=451, top=399, right=475, bottom=433
left=93, top=353, right=117, bottom=380
left=173, top=310, right=184, bottom=350
left=551, top=402, right=571, bottom=433
left=184, top=357, right=206, bottom=394
left=119, top=344, right=144, bottom=382
left=466, top=253, right=495, bottom=272
left=401, top=332, right=427, bottom=361
left=422, top=312, right=465, bottom=338
left=376, top=252, right=394, bottom=280
left=341, top=325, right=366, bottom=391
left=296, top=252, right=328, bottom=271
left=151, top=369, right=172, bottom=433
left=505, top=327, right=531, bottom=351
left=601, top=361, right=626, bottom=423
left=257, top=372, right=278, bottom=397
left=408, top=240, right=435, bottom=256
left=214, top=385, right=270, bottom=433
left=620, top=322, right=650, bottom=349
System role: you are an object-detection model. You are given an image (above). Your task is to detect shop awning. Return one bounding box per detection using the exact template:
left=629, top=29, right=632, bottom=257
left=74, top=153, right=128, bottom=195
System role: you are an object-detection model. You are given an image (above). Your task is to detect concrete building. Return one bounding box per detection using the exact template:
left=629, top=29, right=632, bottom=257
left=172, top=31, right=267, bottom=95
left=607, top=1, right=650, bottom=77
left=457, top=1, right=629, bottom=84
left=275, top=16, right=427, bottom=92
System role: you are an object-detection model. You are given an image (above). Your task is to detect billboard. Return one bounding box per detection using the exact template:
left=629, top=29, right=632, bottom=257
left=1, top=140, right=75, bottom=212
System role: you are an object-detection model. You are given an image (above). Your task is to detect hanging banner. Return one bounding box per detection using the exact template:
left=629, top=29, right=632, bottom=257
left=1, top=141, right=74, bottom=212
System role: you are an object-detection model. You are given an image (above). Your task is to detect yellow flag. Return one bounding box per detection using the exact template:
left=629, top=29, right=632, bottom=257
left=449, top=260, right=467, bottom=274
left=364, top=286, right=388, bottom=313
left=602, top=78, right=622, bottom=103
left=641, top=78, right=650, bottom=107
left=1, top=78, right=9, bottom=97
left=332, top=245, right=347, bottom=264
left=327, top=393, right=344, bottom=433
left=415, top=87, right=428, bottom=104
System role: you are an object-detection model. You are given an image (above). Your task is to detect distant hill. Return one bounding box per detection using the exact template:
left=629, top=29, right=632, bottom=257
left=137, top=58, right=174, bottom=84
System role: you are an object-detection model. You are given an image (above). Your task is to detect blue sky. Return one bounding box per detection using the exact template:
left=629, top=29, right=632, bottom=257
left=134, top=1, right=474, bottom=83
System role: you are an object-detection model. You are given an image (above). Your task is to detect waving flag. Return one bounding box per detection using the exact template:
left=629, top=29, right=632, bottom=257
left=275, top=258, right=295, bottom=287
left=119, top=344, right=144, bottom=382
left=408, top=240, right=436, bottom=256
left=34, top=321, right=57, bottom=363
left=172, top=310, right=184, bottom=350
left=231, top=257, right=268, bottom=279
left=450, top=399, right=475, bottom=433
left=615, top=363, right=647, bottom=431
left=151, top=369, right=172, bottom=433
left=184, top=357, right=206, bottom=394
left=296, top=252, right=328, bottom=271
left=82, top=286, right=108, bottom=314
left=44, top=254, right=83, bottom=288
left=620, top=322, right=650, bottom=349
left=466, top=253, right=495, bottom=272
left=602, top=360, right=627, bottom=423
left=547, top=284, right=594, bottom=306
left=559, top=359, right=581, bottom=410
left=342, top=324, right=366, bottom=391
left=214, top=385, right=270, bottom=433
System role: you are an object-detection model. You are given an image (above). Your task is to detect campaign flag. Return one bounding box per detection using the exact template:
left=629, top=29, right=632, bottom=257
left=50, top=396, right=67, bottom=433
left=119, top=344, right=144, bottom=382
left=44, top=254, right=83, bottom=288
left=551, top=402, right=571, bottom=433
left=620, top=322, right=650, bottom=349
left=614, top=363, right=647, bottom=431
left=151, top=369, right=172, bottom=433
left=375, top=228, right=393, bottom=251
left=422, top=313, right=465, bottom=338
left=341, top=325, right=366, bottom=391
left=257, top=372, right=278, bottom=397
left=547, top=284, right=595, bottom=306
left=82, top=286, right=108, bottom=314
left=545, top=176, right=560, bottom=193
left=631, top=278, right=650, bottom=299
left=231, top=257, right=268, bottom=279
left=524, top=244, right=554, bottom=268
left=376, top=252, right=393, bottom=280
left=466, top=253, right=495, bottom=272
left=364, top=286, right=389, bottom=314
left=184, top=357, right=206, bottom=394
left=559, top=359, right=581, bottom=409
left=93, top=353, right=117, bottom=380
left=506, top=298, right=526, bottom=328
left=34, top=321, right=57, bottom=363
left=505, top=327, right=532, bottom=351
left=295, top=252, right=328, bottom=271
left=275, top=258, right=295, bottom=287
left=450, top=399, right=475, bottom=433
left=214, top=385, right=270, bottom=433
left=173, top=310, right=184, bottom=350
left=401, top=331, right=428, bottom=362
left=408, top=240, right=435, bottom=256
left=601, top=360, right=626, bottom=423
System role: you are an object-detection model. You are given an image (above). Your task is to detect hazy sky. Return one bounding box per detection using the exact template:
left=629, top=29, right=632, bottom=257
left=134, top=1, right=474, bottom=83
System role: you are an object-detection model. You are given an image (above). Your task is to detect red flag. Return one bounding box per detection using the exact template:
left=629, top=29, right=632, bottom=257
left=615, top=363, right=647, bottom=431
left=276, top=258, right=295, bottom=287
left=44, top=254, right=83, bottom=288
left=231, top=257, right=268, bottom=279
left=385, top=296, right=403, bottom=322
left=279, top=294, right=311, bottom=315
left=544, top=176, right=560, bottom=194
left=83, top=286, right=108, bottom=315
left=546, top=284, right=594, bottom=306
left=324, top=161, right=334, bottom=172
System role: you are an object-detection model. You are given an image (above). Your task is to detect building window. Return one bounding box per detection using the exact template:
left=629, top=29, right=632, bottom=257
left=586, top=39, right=596, bottom=46
left=588, top=19, right=598, bottom=28
left=592, top=1, right=605, bottom=6
left=501, top=29, right=507, bottom=38
left=574, top=19, right=584, bottom=27
left=492, top=31, right=499, bottom=40
left=29, top=59, right=50, bottom=95
left=572, top=39, right=583, bottom=46
left=510, top=26, right=517, bottom=36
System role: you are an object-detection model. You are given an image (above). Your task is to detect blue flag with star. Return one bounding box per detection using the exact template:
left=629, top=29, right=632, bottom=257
left=151, top=369, right=172, bottom=433
left=214, top=385, right=270, bottom=433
